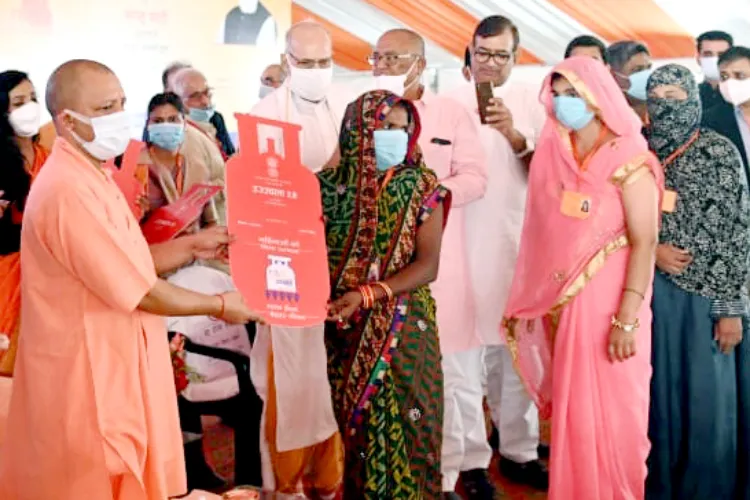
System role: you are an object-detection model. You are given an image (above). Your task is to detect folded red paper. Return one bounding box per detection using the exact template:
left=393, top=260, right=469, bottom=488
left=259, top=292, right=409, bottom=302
left=141, top=184, right=222, bottom=244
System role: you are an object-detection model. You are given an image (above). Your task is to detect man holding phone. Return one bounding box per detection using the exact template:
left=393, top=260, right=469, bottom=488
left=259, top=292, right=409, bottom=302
left=370, top=28, right=490, bottom=499
left=444, top=15, right=548, bottom=493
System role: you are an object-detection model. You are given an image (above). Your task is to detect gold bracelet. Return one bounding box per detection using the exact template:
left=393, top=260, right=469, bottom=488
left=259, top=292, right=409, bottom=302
left=623, top=287, right=645, bottom=300
left=611, top=315, right=640, bottom=333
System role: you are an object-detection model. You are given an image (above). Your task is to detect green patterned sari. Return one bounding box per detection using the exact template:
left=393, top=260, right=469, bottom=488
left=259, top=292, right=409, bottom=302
left=317, top=91, right=449, bottom=499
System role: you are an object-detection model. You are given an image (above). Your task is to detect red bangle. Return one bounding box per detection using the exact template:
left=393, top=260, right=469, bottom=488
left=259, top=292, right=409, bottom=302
left=358, top=285, right=375, bottom=309
left=214, top=294, right=226, bottom=319
left=374, top=281, right=394, bottom=301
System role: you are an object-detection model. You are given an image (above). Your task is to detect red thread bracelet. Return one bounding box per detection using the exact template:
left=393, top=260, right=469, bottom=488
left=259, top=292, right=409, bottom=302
left=214, top=294, right=226, bottom=320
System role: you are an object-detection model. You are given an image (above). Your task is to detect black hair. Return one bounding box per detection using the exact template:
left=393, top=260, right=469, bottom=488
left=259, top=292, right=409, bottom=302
left=697, top=31, right=734, bottom=52
left=142, top=92, right=185, bottom=143
left=605, top=41, right=650, bottom=72
left=0, top=70, right=35, bottom=209
left=564, top=35, right=608, bottom=63
left=718, top=45, right=750, bottom=67
left=464, top=47, right=471, bottom=68
left=473, top=15, right=519, bottom=52
left=161, top=61, right=190, bottom=90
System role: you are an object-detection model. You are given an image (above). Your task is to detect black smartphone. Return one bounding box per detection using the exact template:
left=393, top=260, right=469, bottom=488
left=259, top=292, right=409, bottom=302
left=475, top=81, right=494, bottom=124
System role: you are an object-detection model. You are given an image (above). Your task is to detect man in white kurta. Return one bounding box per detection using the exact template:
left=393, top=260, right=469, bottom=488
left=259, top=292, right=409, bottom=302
left=248, top=21, right=346, bottom=498
left=445, top=16, right=548, bottom=491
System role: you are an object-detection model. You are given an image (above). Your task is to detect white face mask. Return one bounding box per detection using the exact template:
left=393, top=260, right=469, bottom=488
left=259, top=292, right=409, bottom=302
left=9, top=101, right=41, bottom=137
left=720, top=78, right=750, bottom=106
left=65, top=109, right=131, bottom=161
left=700, top=56, right=721, bottom=82
left=374, top=60, right=420, bottom=97
left=286, top=56, right=333, bottom=103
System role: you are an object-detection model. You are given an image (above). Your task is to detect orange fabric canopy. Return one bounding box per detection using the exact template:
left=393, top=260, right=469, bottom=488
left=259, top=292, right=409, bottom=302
left=364, top=0, right=542, bottom=64
left=291, top=4, right=373, bottom=71
left=547, top=0, right=695, bottom=59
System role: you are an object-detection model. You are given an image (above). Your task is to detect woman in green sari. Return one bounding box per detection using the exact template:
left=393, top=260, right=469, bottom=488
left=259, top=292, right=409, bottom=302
left=318, top=90, right=451, bottom=499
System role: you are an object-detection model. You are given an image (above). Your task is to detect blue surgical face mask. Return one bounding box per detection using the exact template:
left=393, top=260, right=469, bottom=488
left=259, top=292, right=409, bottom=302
left=373, top=129, right=409, bottom=171
left=148, top=123, right=186, bottom=152
left=553, top=96, right=595, bottom=131
left=188, top=106, right=215, bottom=123
left=627, top=69, right=653, bottom=101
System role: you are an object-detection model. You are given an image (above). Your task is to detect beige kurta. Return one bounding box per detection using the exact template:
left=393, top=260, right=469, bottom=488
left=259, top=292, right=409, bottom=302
left=0, top=138, right=185, bottom=499
left=182, top=124, right=228, bottom=225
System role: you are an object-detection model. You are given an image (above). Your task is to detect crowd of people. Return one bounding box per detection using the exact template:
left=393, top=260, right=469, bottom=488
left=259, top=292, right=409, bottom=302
left=0, top=11, right=748, bottom=500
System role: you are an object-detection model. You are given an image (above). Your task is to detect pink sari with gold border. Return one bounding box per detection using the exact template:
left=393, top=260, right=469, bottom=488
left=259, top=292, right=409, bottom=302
left=502, top=57, right=663, bottom=499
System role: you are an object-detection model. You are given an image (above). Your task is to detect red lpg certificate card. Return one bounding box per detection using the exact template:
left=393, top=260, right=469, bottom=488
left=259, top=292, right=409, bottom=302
left=141, top=184, right=221, bottom=244
left=106, top=140, right=145, bottom=218
left=226, top=114, right=330, bottom=327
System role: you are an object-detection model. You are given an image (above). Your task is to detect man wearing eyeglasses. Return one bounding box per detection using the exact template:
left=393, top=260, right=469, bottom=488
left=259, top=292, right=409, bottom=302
left=444, top=16, right=549, bottom=494
left=253, top=21, right=351, bottom=173
left=172, top=67, right=236, bottom=160
left=371, top=28, right=490, bottom=499
left=250, top=21, right=346, bottom=498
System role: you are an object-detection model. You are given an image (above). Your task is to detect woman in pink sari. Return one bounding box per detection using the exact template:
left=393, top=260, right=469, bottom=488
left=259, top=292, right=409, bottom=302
left=502, top=56, right=663, bottom=499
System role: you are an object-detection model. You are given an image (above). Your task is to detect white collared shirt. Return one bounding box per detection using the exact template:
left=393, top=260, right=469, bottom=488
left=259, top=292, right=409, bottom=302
left=444, top=79, right=546, bottom=345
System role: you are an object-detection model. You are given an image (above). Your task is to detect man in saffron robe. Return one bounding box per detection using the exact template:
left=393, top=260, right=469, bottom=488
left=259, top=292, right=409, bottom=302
left=0, top=59, right=260, bottom=500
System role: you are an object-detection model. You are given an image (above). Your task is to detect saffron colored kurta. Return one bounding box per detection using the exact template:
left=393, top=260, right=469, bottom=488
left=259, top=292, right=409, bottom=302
left=0, top=138, right=186, bottom=500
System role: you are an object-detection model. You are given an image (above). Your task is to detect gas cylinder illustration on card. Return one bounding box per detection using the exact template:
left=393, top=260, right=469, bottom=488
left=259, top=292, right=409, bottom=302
left=226, top=114, right=329, bottom=327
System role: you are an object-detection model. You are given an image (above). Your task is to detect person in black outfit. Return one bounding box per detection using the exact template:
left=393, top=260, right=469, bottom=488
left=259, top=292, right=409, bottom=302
left=696, top=31, right=734, bottom=111
left=703, top=46, right=750, bottom=178
left=702, top=45, right=750, bottom=500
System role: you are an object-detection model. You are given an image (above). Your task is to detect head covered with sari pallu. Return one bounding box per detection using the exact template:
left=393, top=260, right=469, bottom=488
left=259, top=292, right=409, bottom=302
left=501, top=56, right=663, bottom=417
left=317, top=90, right=449, bottom=432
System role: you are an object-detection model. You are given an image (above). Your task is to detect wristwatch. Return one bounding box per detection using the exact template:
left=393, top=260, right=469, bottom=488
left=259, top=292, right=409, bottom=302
left=514, top=136, right=535, bottom=158
left=611, top=315, right=640, bottom=333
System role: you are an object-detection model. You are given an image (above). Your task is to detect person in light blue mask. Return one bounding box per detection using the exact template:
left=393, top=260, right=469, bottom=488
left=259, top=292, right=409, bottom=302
left=317, top=90, right=452, bottom=498
left=139, top=92, right=219, bottom=228
left=606, top=40, right=653, bottom=127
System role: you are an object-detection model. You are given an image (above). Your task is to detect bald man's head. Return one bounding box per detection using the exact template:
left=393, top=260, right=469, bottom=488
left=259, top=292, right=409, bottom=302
left=45, top=59, right=127, bottom=163
left=376, top=29, right=426, bottom=57
left=372, top=29, right=427, bottom=99
left=285, top=21, right=332, bottom=61
left=45, top=59, right=116, bottom=117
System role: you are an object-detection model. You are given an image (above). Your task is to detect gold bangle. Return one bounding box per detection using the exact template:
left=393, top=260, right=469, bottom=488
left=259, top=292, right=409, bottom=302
left=611, top=315, right=640, bottom=333
left=623, top=287, right=645, bottom=300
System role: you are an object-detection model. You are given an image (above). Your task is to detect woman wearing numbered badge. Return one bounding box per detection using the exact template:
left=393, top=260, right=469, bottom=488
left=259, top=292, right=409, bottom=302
left=501, top=56, right=664, bottom=499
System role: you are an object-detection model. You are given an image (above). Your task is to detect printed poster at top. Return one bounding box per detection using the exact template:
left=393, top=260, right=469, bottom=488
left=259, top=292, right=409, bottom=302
left=226, top=113, right=330, bottom=327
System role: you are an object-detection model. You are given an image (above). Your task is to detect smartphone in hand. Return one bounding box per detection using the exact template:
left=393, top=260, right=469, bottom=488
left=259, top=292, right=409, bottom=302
left=475, top=81, right=494, bottom=124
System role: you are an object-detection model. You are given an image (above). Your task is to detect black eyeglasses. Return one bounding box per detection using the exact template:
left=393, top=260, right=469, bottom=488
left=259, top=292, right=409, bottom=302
left=473, top=50, right=512, bottom=66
